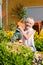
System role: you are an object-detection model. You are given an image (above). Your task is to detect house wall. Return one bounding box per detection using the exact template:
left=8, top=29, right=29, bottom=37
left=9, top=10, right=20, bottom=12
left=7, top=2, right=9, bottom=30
left=3, top=0, right=43, bottom=30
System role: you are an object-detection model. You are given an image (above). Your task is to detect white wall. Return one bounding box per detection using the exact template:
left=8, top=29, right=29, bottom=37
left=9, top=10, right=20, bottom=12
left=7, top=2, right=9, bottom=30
left=26, top=6, right=43, bottom=21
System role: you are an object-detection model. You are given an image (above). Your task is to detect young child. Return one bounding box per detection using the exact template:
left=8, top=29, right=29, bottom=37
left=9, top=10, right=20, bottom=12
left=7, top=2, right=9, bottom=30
left=18, top=17, right=36, bottom=52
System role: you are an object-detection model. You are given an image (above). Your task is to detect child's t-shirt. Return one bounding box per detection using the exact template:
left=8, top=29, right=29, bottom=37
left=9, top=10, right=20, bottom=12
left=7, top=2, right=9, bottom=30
left=22, top=28, right=35, bottom=47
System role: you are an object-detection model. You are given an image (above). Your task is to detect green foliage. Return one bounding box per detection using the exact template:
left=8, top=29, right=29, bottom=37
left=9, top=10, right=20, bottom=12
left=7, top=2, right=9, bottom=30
left=9, top=22, right=16, bottom=31
left=0, top=26, right=2, bottom=30
left=0, top=24, right=4, bottom=30
left=34, top=30, right=43, bottom=51
left=41, top=61, right=43, bottom=65
left=11, top=4, right=26, bottom=19
left=0, top=42, right=34, bottom=65
left=35, top=39, right=43, bottom=51
left=0, top=30, right=10, bottom=43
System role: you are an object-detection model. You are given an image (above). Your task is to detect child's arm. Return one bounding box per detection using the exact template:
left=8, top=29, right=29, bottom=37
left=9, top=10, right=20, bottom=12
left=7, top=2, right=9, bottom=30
left=18, top=27, right=35, bottom=40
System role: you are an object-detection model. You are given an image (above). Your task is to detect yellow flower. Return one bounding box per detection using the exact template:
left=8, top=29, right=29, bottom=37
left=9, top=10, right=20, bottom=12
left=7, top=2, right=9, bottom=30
left=34, top=30, right=43, bottom=41
left=6, top=31, right=14, bottom=38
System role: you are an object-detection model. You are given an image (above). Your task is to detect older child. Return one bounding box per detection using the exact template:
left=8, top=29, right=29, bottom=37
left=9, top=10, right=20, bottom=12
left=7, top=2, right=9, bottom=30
left=18, top=17, right=36, bottom=52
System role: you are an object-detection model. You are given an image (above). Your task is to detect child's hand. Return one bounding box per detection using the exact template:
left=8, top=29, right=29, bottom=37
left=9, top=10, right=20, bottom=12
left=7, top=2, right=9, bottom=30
left=19, top=40, right=22, bottom=43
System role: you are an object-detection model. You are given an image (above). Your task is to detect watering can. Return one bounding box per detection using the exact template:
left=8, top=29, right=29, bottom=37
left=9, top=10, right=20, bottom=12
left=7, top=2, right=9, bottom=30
left=11, top=18, right=25, bottom=42
left=11, top=29, right=22, bottom=42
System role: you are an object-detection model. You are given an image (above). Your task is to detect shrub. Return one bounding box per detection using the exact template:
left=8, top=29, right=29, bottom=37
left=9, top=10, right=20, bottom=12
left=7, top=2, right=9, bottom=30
left=9, top=22, right=16, bottom=31
left=0, top=30, right=8, bottom=43
left=0, top=42, right=34, bottom=65
left=34, top=30, right=43, bottom=42
left=38, top=30, right=43, bottom=42
left=34, top=30, right=43, bottom=51
left=35, top=39, right=43, bottom=51
left=6, top=31, right=14, bottom=40
left=0, top=30, right=14, bottom=43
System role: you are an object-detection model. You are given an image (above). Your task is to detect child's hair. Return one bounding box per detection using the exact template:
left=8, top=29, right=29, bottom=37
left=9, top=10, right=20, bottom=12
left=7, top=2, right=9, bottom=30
left=25, top=17, right=34, bottom=26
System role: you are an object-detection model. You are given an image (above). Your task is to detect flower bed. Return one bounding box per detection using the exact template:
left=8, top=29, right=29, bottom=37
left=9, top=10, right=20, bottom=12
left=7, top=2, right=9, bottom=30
left=34, top=30, right=43, bottom=51
left=0, top=30, right=14, bottom=42
left=0, top=29, right=43, bottom=65
left=0, top=41, right=34, bottom=65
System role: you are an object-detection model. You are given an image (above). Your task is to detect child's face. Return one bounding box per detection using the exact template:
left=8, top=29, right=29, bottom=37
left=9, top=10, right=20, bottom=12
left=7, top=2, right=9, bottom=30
left=25, top=18, right=34, bottom=30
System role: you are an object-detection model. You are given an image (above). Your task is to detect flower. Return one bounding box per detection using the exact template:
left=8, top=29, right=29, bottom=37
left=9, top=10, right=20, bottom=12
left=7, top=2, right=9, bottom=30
left=6, top=31, right=14, bottom=39
left=34, top=30, right=43, bottom=42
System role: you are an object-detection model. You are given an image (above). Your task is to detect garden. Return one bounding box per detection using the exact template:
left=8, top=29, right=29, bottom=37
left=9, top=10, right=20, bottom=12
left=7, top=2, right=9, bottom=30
left=0, top=2, right=43, bottom=65
left=0, top=26, right=43, bottom=65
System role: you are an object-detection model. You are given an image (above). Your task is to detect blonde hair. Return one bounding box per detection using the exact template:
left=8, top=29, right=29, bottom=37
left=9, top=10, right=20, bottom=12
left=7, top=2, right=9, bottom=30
left=26, top=17, right=34, bottom=26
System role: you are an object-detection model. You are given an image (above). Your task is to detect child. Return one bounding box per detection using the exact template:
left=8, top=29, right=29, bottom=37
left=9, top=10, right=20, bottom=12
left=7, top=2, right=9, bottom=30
left=18, top=17, right=36, bottom=52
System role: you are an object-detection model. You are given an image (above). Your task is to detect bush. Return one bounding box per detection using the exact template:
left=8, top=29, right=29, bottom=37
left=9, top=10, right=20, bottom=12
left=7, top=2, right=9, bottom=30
left=34, top=30, right=43, bottom=42
left=9, top=22, right=16, bottom=31
left=0, top=30, right=8, bottom=43
left=34, top=30, right=43, bottom=51
left=35, top=39, right=43, bottom=51
left=0, top=30, right=14, bottom=43
left=0, top=42, right=34, bottom=65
